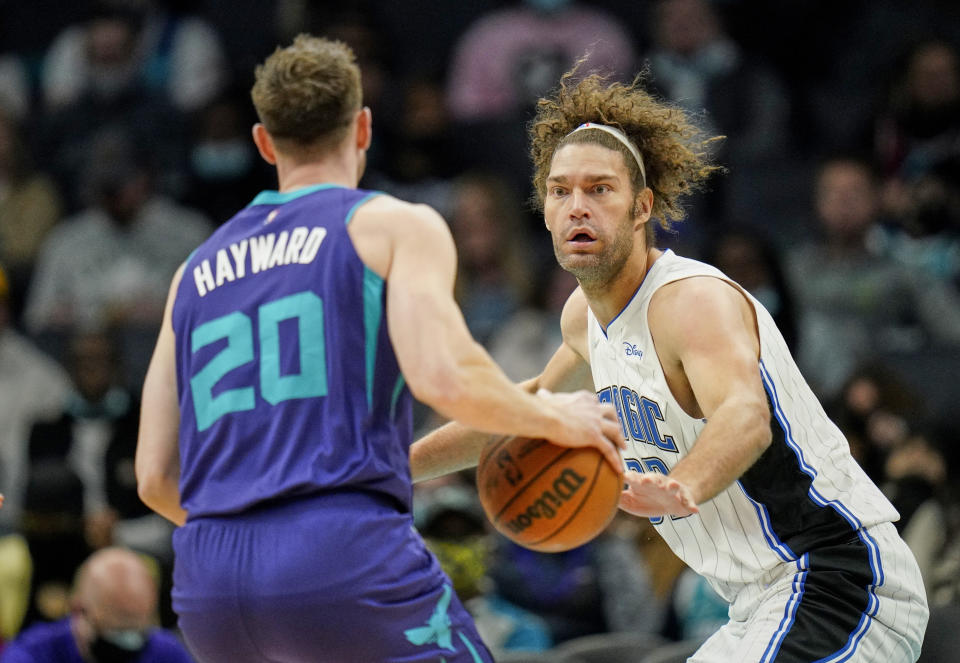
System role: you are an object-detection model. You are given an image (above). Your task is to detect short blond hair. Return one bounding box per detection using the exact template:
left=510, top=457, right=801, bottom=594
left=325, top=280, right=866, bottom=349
left=251, top=34, right=362, bottom=153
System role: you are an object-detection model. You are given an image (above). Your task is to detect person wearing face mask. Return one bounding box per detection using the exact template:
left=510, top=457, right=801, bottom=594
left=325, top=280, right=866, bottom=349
left=0, top=547, right=194, bottom=663
left=702, top=227, right=799, bottom=355
left=182, top=93, right=273, bottom=225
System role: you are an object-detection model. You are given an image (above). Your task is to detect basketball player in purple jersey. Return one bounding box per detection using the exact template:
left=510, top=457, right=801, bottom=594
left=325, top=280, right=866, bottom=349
left=134, top=36, right=624, bottom=663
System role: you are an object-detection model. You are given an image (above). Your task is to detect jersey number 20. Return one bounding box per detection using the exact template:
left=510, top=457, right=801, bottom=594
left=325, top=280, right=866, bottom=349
left=190, top=290, right=327, bottom=431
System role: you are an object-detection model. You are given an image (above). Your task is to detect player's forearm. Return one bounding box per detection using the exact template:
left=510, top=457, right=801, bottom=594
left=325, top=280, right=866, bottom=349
left=668, top=399, right=771, bottom=504
left=410, top=422, right=496, bottom=483
left=408, top=339, right=568, bottom=442
left=410, top=376, right=550, bottom=483
left=137, top=476, right=187, bottom=527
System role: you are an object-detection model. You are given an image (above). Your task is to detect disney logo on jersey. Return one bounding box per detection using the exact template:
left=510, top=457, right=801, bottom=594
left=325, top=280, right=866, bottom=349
left=623, top=342, right=643, bottom=358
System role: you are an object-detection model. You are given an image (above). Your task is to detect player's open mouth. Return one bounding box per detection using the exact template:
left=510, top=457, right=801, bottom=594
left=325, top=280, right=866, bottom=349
left=566, top=227, right=596, bottom=244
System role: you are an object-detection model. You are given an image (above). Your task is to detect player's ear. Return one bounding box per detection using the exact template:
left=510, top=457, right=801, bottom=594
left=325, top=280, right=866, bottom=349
left=632, top=187, right=653, bottom=225
left=252, top=124, right=277, bottom=165
left=355, top=107, right=372, bottom=152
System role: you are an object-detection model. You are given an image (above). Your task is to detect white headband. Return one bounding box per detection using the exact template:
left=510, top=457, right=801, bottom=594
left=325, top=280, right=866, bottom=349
left=566, top=122, right=646, bottom=183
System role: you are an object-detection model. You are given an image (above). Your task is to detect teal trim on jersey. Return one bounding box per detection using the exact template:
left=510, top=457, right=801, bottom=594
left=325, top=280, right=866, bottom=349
left=351, top=191, right=385, bottom=408
left=344, top=191, right=381, bottom=225
left=390, top=375, right=406, bottom=420
left=363, top=266, right=385, bottom=409
left=247, top=183, right=345, bottom=208
left=456, top=631, right=485, bottom=663
left=404, top=584, right=455, bottom=652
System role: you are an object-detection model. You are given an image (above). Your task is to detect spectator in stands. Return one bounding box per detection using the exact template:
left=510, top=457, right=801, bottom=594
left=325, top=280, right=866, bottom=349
left=361, top=74, right=461, bottom=213
left=414, top=474, right=491, bottom=604
left=643, top=0, right=792, bottom=233
left=446, top=0, right=636, bottom=124
left=0, top=111, right=63, bottom=319
left=830, top=363, right=921, bottom=483
left=0, top=263, right=71, bottom=535
left=22, top=330, right=174, bottom=628
left=645, top=0, right=790, bottom=166
left=35, top=2, right=191, bottom=207
left=871, top=38, right=960, bottom=285
left=701, top=228, right=799, bottom=353
left=449, top=172, right=533, bottom=346
left=0, top=546, right=195, bottom=662
left=488, top=263, right=578, bottom=381
left=875, top=39, right=960, bottom=188
left=445, top=0, right=637, bottom=190
left=24, top=129, right=211, bottom=334
left=784, top=155, right=960, bottom=398
left=30, top=331, right=172, bottom=562
left=482, top=526, right=663, bottom=650
left=182, top=91, right=272, bottom=225
left=882, top=424, right=951, bottom=598
left=42, top=0, right=227, bottom=114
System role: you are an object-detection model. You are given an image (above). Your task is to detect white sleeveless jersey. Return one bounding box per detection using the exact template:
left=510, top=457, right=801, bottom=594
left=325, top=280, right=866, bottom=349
left=587, top=250, right=899, bottom=601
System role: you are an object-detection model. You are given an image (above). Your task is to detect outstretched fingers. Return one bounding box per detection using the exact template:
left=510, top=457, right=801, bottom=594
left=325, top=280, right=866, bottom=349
left=619, top=471, right=698, bottom=518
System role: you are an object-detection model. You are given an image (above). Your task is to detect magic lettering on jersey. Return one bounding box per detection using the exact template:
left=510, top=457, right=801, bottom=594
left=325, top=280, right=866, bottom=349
left=192, top=226, right=328, bottom=297
left=597, top=385, right=678, bottom=453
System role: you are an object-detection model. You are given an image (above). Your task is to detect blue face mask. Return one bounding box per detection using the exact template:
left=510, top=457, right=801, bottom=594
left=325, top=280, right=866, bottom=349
left=190, top=138, right=254, bottom=180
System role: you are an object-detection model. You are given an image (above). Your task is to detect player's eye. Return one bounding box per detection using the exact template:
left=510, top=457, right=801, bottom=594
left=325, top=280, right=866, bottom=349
left=593, top=184, right=610, bottom=194
left=550, top=186, right=567, bottom=197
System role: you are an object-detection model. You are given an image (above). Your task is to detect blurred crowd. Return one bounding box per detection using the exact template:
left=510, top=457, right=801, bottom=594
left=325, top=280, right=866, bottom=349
left=0, top=0, right=958, bottom=659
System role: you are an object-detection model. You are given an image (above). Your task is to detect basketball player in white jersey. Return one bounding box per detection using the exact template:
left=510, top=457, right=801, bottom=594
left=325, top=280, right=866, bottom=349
left=411, top=70, right=928, bottom=662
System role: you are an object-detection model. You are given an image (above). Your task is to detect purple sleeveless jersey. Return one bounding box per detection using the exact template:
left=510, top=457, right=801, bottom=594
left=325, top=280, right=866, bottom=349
left=172, top=184, right=413, bottom=520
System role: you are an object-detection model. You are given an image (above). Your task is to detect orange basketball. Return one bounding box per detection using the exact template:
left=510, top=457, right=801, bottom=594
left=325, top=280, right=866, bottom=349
left=476, top=436, right=622, bottom=553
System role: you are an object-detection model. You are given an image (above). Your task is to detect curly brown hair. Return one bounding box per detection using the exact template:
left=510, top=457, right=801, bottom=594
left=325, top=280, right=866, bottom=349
left=529, top=68, right=723, bottom=233
left=251, top=34, right=361, bottom=153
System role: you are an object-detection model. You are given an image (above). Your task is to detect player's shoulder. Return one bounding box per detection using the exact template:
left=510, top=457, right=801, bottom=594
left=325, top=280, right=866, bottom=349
left=560, top=286, right=590, bottom=356
left=649, top=274, right=746, bottom=329
left=355, top=194, right=445, bottom=225
left=351, top=194, right=449, bottom=240
left=649, top=252, right=738, bottom=307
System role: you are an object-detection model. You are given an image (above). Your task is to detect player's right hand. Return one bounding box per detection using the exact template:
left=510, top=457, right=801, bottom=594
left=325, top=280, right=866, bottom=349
left=619, top=470, right=698, bottom=518
left=536, top=388, right=626, bottom=474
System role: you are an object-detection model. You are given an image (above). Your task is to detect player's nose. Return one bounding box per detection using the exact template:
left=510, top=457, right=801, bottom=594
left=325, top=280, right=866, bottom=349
left=568, top=189, right=590, bottom=219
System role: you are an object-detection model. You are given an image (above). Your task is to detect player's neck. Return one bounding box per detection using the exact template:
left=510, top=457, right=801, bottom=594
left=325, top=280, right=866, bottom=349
left=584, top=246, right=663, bottom=330
left=275, top=152, right=359, bottom=192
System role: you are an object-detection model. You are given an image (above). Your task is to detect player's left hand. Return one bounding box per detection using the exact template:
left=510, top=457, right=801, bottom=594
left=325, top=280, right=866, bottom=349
left=619, top=471, right=698, bottom=518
